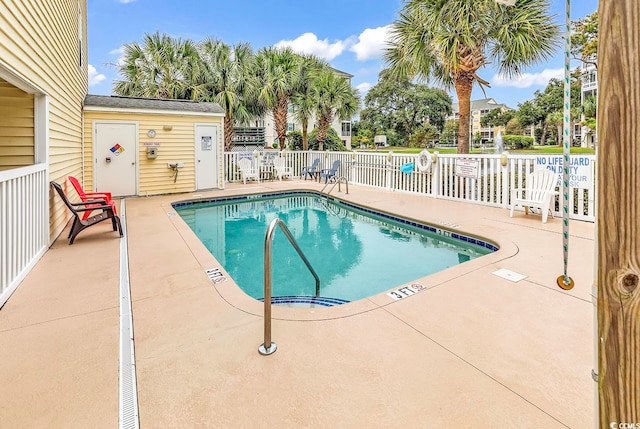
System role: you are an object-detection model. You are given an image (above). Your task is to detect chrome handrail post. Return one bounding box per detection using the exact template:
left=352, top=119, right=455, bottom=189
left=259, top=218, right=321, bottom=355
left=259, top=220, right=277, bottom=355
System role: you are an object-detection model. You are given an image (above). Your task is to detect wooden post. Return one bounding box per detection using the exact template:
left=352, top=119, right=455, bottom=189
left=598, top=0, right=640, bottom=425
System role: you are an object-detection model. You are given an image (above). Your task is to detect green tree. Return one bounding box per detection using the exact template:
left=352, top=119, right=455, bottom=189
left=312, top=68, right=359, bottom=150
left=580, top=95, right=597, bottom=136
left=194, top=39, right=261, bottom=151
left=385, top=0, right=558, bottom=153
left=480, top=109, right=515, bottom=128
left=441, top=119, right=459, bottom=145
left=516, top=99, right=545, bottom=140
left=571, top=11, right=598, bottom=68
left=409, top=124, right=438, bottom=148
left=545, top=110, right=563, bottom=146
left=308, top=128, right=347, bottom=151
left=286, top=130, right=303, bottom=150
left=350, top=121, right=374, bottom=148
left=291, top=56, right=327, bottom=150
left=361, top=69, right=451, bottom=146
left=505, top=117, right=524, bottom=135
left=255, top=47, right=301, bottom=149
left=515, top=75, right=581, bottom=144
left=114, top=32, right=198, bottom=99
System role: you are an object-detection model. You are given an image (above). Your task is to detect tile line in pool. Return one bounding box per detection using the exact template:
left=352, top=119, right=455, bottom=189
left=174, top=192, right=496, bottom=306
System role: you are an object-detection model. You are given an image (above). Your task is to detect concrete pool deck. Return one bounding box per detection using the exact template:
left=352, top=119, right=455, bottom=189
left=0, top=180, right=595, bottom=428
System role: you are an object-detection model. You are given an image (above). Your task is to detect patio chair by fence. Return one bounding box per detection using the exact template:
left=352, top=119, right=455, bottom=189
left=320, top=160, right=341, bottom=183
left=509, top=168, right=559, bottom=223
left=237, top=158, right=260, bottom=184
left=51, top=181, right=123, bottom=244
left=68, top=175, right=117, bottom=220
left=273, top=157, right=293, bottom=181
left=302, top=158, right=320, bottom=180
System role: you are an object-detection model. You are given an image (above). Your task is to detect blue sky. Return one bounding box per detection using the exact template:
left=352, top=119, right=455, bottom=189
left=87, top=0, right=598, bottom=110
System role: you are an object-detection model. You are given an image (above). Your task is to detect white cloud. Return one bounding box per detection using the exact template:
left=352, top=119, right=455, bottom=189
left=356, top=82, right=372, bottom=95
left=109, top=46, right=126, bottom=66
left=88, top=64, right=106, bottom=86
left=492, top=68, right=563, bottom=88
left=350, top=25, right=392, bottom=61
left=274, top=33, right=351, bottom=61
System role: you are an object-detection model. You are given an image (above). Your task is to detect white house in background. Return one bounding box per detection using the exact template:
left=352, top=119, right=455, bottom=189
left=580, top=63, right=597, bottom=148
left=450, top=98, right=513, bottom=144
left=234, top=68, right=355, bottom=150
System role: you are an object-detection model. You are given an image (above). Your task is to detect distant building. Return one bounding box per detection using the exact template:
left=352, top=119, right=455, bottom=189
left=580, top=63, right=597, bottom=148
left=450, top=98, right=513, bottom=144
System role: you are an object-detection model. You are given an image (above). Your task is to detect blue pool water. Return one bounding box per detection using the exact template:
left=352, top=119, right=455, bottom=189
left=174, top=192, right=495, bottom=304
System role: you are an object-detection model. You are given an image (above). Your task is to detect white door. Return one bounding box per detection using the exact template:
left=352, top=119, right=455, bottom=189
left=94, top=122, right=137, bottom=197
left=195, top=124, right=218, bottom=190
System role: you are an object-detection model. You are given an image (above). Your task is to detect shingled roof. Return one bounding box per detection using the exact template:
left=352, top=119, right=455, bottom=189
left=451, top=98, right=513, bottom=115
left=84, top=94, right=225, bottom=114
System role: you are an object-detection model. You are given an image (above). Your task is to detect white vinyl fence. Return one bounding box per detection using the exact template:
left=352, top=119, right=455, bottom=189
left=0, top=164, right=49, bottom=308
left=223, top=150, right=596, bottom=222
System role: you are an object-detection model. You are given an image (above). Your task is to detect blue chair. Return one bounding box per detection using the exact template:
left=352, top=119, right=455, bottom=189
left=302, top=158, right=320, bottom=180
left=319, top=160, right=341, bottom=183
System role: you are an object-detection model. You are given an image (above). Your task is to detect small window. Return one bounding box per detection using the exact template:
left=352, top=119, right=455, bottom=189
left=341, top=121, right=351, bottom=137
left=287, top=123, right=295, bottom=132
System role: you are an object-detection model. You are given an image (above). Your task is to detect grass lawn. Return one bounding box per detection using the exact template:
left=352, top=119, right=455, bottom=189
left=361, top=146, right=596, bottom=155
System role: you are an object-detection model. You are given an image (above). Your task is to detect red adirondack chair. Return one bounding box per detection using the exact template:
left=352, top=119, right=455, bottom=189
left=68, top=175, right=117, bottom=220
left=51, top=181, right=122, bottom=244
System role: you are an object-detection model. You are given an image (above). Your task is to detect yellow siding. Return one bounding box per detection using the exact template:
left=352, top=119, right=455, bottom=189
left=0, top=78, right=35, bottom=169
left=0, top=0, right=88, bottom=241
left=83, top=111, right=224, bottom=196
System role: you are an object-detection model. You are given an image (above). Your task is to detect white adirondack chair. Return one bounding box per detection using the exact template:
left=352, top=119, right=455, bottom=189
left=509, top=168, right=559, bottom=223
left=272, top=156, right=293, bottom=181
left=237, top=158, right=259, bottom=184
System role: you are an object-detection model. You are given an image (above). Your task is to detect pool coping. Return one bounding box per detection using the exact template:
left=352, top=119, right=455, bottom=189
left=164, top=188, right=519, bottom=322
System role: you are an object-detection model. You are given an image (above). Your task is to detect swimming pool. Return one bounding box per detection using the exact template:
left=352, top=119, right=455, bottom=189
left=174, top=192, right=496, bottom=305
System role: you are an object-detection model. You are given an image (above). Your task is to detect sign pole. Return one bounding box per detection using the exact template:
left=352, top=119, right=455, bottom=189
left=557, top=0, right=574, bottom=290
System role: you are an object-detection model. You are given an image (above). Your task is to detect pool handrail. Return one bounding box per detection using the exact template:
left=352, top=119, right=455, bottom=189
left=259, top=217, right=321, bottom=356
left=320, top=176, right=349, bottom=195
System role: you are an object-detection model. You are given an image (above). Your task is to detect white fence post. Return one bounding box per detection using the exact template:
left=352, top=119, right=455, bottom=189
left=0, top=164, right=49, bottom=308
left=220, top=150, right=596, bottom=222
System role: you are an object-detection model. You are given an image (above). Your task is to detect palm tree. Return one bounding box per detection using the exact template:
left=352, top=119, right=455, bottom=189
left=194, top=39, right=262, bottom=151
left=113, top=31, right=198, bottom=99
left=291, top=55, right=327, bottom=150
left=386, top=0, right=558, bottom=153
left=313, top=69, right=360, bottom=150
left=254, top=47, right=301, bottom=149
left=546, top=110, right=563, bottom=145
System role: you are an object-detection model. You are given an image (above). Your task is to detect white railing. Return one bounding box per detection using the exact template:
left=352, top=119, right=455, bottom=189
left=223, top=150, right=596, bottom=222
left=0, top=164, right=49, bottom=308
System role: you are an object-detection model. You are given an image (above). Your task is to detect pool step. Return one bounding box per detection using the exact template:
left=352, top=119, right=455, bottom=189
left=259, top=295, right=350, bottom=307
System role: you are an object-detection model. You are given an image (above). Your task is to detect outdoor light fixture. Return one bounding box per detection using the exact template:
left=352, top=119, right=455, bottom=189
left=432, top=151, right=439, bottom=164
left=386, top=150, right=393, bottom=162
left=351, top=151, right=356, bottom=160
